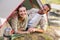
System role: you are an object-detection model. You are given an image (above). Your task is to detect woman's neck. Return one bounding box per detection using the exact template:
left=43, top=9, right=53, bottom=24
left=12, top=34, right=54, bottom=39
left=18, top=16, right=25, bottom=22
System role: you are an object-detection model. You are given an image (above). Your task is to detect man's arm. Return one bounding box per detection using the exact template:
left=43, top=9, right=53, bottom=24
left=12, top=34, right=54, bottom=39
left=27, top=13, right=44, bottom=33
left=27, top=27, right=44, bottom=33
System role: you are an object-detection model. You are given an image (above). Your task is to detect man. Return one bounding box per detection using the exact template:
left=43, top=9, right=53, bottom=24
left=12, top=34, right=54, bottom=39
left=27, top=4, right=51, bottom=33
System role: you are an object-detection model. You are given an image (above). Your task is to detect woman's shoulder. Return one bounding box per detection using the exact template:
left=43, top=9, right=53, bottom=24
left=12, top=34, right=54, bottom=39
left=11, top=11, right=18, bottom=18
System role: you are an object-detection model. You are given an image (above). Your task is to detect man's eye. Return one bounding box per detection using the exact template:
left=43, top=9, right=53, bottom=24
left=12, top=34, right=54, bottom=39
left=23, top=10, right=26, bottom=12
left=19, top=11, right=22, bottom=12
left=44, top=9, right=46, bottom=11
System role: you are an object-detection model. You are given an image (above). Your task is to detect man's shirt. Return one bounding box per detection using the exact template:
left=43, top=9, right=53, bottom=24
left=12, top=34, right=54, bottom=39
left=27, top=8, right=48, bottom=31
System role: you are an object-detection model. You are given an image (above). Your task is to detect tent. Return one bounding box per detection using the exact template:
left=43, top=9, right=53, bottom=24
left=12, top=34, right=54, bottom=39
left=0, top=0, right=24, bottom=26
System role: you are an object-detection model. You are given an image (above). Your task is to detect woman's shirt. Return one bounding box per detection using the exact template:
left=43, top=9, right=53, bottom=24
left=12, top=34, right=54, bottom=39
left=10, top=13, right=28, bottom=33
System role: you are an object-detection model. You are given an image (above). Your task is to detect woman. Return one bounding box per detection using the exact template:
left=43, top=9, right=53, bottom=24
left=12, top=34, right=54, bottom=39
left=10, top=6, right=29, bottom=34
left=4, top=6, right=29, bottom=40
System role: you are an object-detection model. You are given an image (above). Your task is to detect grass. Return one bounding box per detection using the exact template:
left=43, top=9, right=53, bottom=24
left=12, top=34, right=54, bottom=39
left=11, top=33, right=53, bottom=40
left=0, top=36, right=4, bottom=40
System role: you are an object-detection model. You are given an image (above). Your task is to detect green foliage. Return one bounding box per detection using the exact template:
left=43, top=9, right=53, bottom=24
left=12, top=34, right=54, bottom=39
left=23, top=0, right=32, bottom=10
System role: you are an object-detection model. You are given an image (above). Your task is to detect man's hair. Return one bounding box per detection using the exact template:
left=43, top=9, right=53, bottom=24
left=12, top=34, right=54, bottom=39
left=45, top=4, right=51, bottom=12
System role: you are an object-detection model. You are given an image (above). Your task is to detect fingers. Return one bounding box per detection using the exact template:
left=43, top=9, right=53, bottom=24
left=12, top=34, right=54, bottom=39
left=28, top=28, right=36, bottom=33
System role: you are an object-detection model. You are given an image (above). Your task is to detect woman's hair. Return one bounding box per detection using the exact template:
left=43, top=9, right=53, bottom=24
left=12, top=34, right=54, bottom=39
left=17, top=5, right=24, bottom=12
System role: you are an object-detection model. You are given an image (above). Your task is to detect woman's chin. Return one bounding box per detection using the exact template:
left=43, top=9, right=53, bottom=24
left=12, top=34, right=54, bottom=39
left=20, top=15, right=26, bottom=18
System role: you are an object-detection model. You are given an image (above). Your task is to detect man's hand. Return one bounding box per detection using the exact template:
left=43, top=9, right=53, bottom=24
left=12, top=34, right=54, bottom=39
left=28, top=28, right=36, bottom=33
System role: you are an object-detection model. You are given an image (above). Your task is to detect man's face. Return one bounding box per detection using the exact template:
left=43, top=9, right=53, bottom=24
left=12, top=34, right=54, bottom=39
left=19, top=7, right=27, bottom=18
left=43, top=5, right=50, bottom=12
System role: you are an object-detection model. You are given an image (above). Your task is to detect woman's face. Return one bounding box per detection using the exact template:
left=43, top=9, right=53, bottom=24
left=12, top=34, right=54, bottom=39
left=18, top=7, right=27, bottom=18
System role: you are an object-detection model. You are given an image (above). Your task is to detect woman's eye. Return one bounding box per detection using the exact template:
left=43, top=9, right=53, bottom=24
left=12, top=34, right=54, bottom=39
left=23, top=10, right=26, bottom=12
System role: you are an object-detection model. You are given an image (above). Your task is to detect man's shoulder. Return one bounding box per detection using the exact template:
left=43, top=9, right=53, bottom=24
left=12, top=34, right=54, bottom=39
left=27, top=8, right=39, bottom=14
left=30, top=8, right=39, bottom=11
